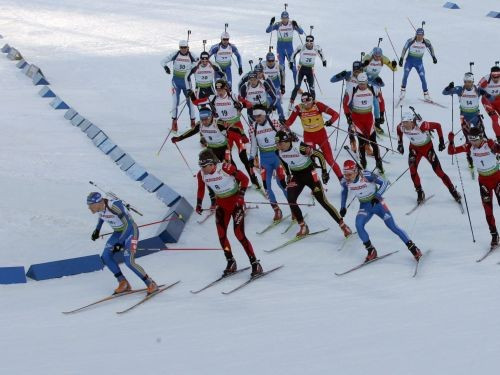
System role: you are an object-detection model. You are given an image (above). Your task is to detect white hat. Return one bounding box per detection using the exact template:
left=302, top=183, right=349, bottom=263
left=402, top=111, right=415, bottom=122
left=179, top=40, right=189, bottom=47
left=357, top=72, right=368, bottom=83
left=221, top=32, right=230, bottom=40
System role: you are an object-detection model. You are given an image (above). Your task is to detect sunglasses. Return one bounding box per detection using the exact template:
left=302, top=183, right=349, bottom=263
left=306, top=39, right=314, bottom=43
left=301, top=97, right=313, bottom=103
left=222, top=38, right=229, bottom=41
left=201, top=57, right=209, bottom=60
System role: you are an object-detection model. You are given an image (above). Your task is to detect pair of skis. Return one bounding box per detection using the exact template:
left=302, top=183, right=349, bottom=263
left=197, top=205, right=258, bottom=224
left=405, top=194, right=464, bottom=216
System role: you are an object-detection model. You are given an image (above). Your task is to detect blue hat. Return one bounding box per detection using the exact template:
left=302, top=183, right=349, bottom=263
left=372, top=47, right=382, bottom=57
left=416, top=28, right=424, bottom=36
left=254, top=64, right=264, bottom=73
left=352, top=60, right=363, bottom=71
left=266, top=52, right=275, bottom=61
left=281, top=11, right=289, bottom=18
left=87, top=192, right=102, bottom=205
left=199, top=107, right=212, bottom=119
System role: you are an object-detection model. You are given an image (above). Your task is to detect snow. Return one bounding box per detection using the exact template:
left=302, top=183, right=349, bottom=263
left=1, top=0, right=500, bottom=374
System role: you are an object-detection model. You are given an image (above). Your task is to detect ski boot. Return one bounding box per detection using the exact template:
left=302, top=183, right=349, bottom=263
left=491, top=231, right=499, bottom=248
left=296, top=222, right=310, bottom=237
left=250, top=173, right=262, bottom=190
left=364, top=241, right=378, bottom=262
left=190, top=118, right=196, bottom=128
left=250, top=258, right=263, bottom=277
left=272, top=206, right=283, bottom=223
left=375, top=117, right=385, bottom=135
left=146, top=278, right=159, bottom=295
left=450, top=187, right=462, bottom=202
left=223, top=257, right=237, bottom=276
left=416, top=187, right=425, bottom=204
left=399, top=87, right=406, bottom=101
left=406, top=240, right=422, bottom=261
left=350, top=137, right=358, bottom=153
left=114, top=279, right=131, bottom=294
left=339, top=220, right=352, bottom=237
left=423, top=91, right=431, bottom=101
left=171, top=118, right=178, bottom=133
left=375, top=159, right=385, bottom=175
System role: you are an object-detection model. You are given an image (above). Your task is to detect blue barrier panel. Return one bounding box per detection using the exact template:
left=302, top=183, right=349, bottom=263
left=79, top=119, right=93, bottom=132
left=487, top=11, right=500, bottom=18
left=112, top=236, right=164, bottom=263
left=25, top=64, right=40, bottom=78
left=16, top=59, right=27, bottom=69
left=71, top=114, right=85, bottom=127
left=443, top=2, right=460, bottom=9
left=155, top=184, right=181, bottom=206
left=26, top=255, right=104, bottom=281
left=1, top=43, right=10, bottom=53
left=156, top=197, right=192, bottom=243
left=22, top=63, right=31, bottom=75
left=126, top=164, right=148, bottom=181
left=92, top=131, right=108, bottom=147
left=50, top=97, right=70, bottom=110
left=108, top=146, right=125, bottom=162
left=33, top=72, right=49, bottom=85
left=98, top=139, right=116, bottom=154
left=38, top=86, right=56, bottom=98
left=64, top=108, right=78, bottom=120
left=116, top=154, right=135, bottom=171
left=85, top=124, right=101, bottom=139
left=141, top=174, right=163, bottom=193
left=0, top=266, right=27, bottom=284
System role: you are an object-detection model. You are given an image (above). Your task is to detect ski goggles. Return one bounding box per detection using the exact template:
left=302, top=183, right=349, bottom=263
left=253, top=109, right=266, bottom=116
left=468, top=134, right=482, bottom=142
left=199, top=159, right=216, bottom=167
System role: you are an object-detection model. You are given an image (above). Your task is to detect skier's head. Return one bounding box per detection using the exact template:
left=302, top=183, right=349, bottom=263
left=266, top=52, right=275, bottom=63
left=343, top=160, right=359, bottom=182
left=254, top=63, right=265, bottom=79
left=221, top=32, right=230, bottom=46
left=248, top=71, right=258, bottom=86
left=467, top=127, right=484, bottom=146
left=281, top=11, right=289, bottom=23
left=372, top=47, right=383, bottom=59
left=199, top=106, right=213, bottom=125
left=87, top=192, right=104, bottom=213
left=463, top=72, right=474, bottom=88
left=401, top=111, right=416, bottom=130
left=352, top=61, right=363, bottom=76
left=416, top=28, right=425, bottom=40
left=253, top=104, right=267, bottom=124
left=357, top=72, right=368, bottom=89
left=301, top=92, right=314, bottom=108
left=179, top=40, right=189, bottom=52
left=200, top=51, right=210, bottom=64
left=275, top=130, right=293, bottom=150
left=215, top=79, right=228, bottom=95
left=198, top=149, right=219, bottom=173
left=491, top=66, right=500, bottom=82
left=305, top=35, right=314, bottom=48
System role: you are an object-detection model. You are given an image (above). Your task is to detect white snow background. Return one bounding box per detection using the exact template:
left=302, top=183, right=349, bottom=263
left=0, top=0, right=499, bottom=374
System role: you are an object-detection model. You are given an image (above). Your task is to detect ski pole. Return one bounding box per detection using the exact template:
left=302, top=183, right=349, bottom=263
left=88, top=181, right=143, bottom=216
left=327, top=123, right=398, bottom=153
left=99, top=215, right=183, bottom=238
left=187, top=30, right=191, bottom=43
left=384, top=27, right=400, bottom=61
left=313, top=71, right=323, bottom=95
left=174, top=143, right=196, bottom=177
left=335, top=78, right=346, bottom=150
left=136, top=247, right=223, bottom=252
left=383, top=111, right=395, bottom=152
left=407, top=17, right=417, bottom=31
left=454, top=153, right=475, bottom=242
left=244, top=200, right=315, bottom=207
left=377, top=37, right=383, bottom=47
left=170, top=98, right=187, bottom=114
left=392, top=69, right=395, bottom=132
left=451, top=91, right=454, bottom=165
left=156, top=128, right=173, bottom=156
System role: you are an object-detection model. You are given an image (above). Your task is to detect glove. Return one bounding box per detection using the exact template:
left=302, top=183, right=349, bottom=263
left=397, top=143, right=404, bottom=154
left=195, top=203, right=203, bottom=215
left=270, top=17, right=275, bottom=25
left=370, top=197, right=380, bottom=207
left=438, top=138, right=445, bottom=151
left=322, top=172, right=330, bottom=185
left=280, top=85, right=285, bottom=95
left=339, top=207, right=347, bottom=217
left=432, top=56, right=437, bottom=64
left=448, top=131, right=455, bottom=143
left=238, top=66, right=243, bottom=75
left=112, top=243, right=123, bottom=253
left=289, top=61, right=294, bottom=70
left=171, top=136, right=180, bottom=143
left=446, top=82, right=454, bottom=90
left=324, top=119, right=333, bottom=127
left=346, top=113, right=353, bottom=125
left=187, top=89, right=196, bottom=101
left=91, top=229, right=100, bottom=241
left=209, top=201, right=217, bottom=213
left=362, top=59, right=370, bottom=67
left=236, top=188, right=246, bottom=206
left=399, top=57, right=403, bottom=67
left=234, top=102, right=243, bottom=111
left=292, top=20, right=298, bottom=28
left=391, top=60, right=397, bottom=69
left=322, top=60, right=327, bottom=67
left=375, top=77, right=383, bottom=86
left=164, top=66, right=171, bottom=74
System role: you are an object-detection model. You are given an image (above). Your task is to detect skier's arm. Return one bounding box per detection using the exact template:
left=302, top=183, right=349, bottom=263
left=447, top=132, right=469, bottom=155
left=265, top=22, right=279, bottom=33
left=174, top=123, right=201, bottom=141
left=223, top=164, right=249, bottom=190
left=421, top=121, right=444, bottom=140
left=196, top=171, right=206, bottom=206
left=249, top=124, right=258, bottom=159
left=340, top=180, right=349, bottom=210
left=232, top=45, right=243, bottom=68
left=285, top=106, right=301, bottom=127
left=365, top=171, right=389, bottom=197
left=317, top=101, right=339, bottom=123
left=382, top=55, right=397, bottom=71
left=293, top=21, right=304, bottom=34
left=442, top=85, right=462, bottom=96
left=301, top=142, right=327, bottom=172
left=265, top=81, right=277, bottom=107
left=213, top=64, right=226, bottom=80
left=396, top=123, right=404, bottom=144
left=160, top=51, right=176, bottom=68
left=424, top=39, right=436, bottom=59
left=96, top=218, right=104, bottom=231
left=400, top=39, right=411, bottom=60
left=276, top=151, right=292, bottom=177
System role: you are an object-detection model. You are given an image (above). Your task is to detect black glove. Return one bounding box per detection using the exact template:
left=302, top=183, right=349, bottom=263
left=375, top=77, right=383, bottom=86
left=270, top=17, right=275, bottom=25
left=398, top=57, right=403, bottom=67
left=112, top=243, right=123, bottom=253
left=164, top=66, right=171, bottom=74
left=322, top=172, right=330, bottom=185
left=346, top=113, right=353, bottom=125
left=234, top=102, right=243, bottom=111
left=446, top=82, right=454, bottom=90
left=397, top=143, right=404, bottom=154
left=370, top=197, right=380, bottom=206
left=187, top=89, right=196, bottom=101
left=432, top=56, right=437, bottom=64
left=322, top=60, right=327, bottom=67
left=196, top=198, right=203, bottom=215
left=438, top=138, right=445, bottom=152
left=391, top=60, right=397, bottom=69
left=292, top=20, right=298, bottom=28
left=238, top=66, right=243, bottom=75
left=289, top=61, right=294, bottom=70
left=362, top=59, right=370, bottom=67
left=324, top=119, right=333, bottom=127
left=91, top=229, right=100, bottom=241
left=280, top=85, right=285, bottom=95
left=171, top=136, right=180, bottom=143
left=339, top=207, right=347, bottom=217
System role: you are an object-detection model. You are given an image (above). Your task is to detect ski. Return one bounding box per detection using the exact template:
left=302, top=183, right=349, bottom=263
left=281, top=213, right=308, bottom=234
left=197, top=211, right=214, bottom=224
left=334, top=251, right=399, bottom=276
left=412, top=250, right=431, bottom=277
left=405, top=194, right=435, bottom=215
left=264, top=229, right=329, bottom=253
left=257, top=214, right=292, bottom=235
left=456, top=200, right=465, bottom=214
left=476, top=245, right=498, bottom=263
left=190, top=267, right=251, bottom=294
left=116, top=281, right=181, bottom=314
left=337, top=231, right=358, bottom=251
left=419, top=98, right=447, bottom=109
left=221, top=265, right=284, bottom=295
